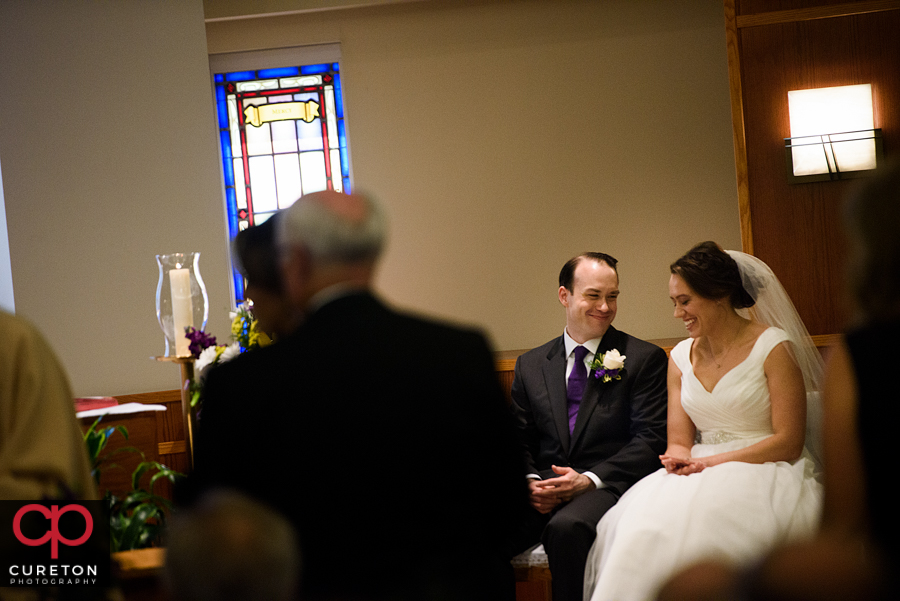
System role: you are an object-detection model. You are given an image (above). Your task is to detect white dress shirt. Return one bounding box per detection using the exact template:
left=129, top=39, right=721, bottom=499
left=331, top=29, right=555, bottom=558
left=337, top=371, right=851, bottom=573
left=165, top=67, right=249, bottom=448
left=526, top=329, right=606, bottom=490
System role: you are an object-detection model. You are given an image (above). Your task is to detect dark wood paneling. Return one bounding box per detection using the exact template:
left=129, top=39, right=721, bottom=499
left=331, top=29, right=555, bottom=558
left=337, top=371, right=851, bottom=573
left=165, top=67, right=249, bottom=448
left=733, top=2, right=900, bottom=335
left=739, top=0, right=899, bottom=17
left=80, top=391, right=186, bottom=500
left=726, top=0, right=754, bottom=252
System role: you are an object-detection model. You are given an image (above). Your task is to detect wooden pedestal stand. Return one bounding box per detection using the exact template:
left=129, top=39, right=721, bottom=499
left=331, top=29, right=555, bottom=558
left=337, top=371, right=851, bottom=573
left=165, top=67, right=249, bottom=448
left=154, top=356, right=196, bottom=472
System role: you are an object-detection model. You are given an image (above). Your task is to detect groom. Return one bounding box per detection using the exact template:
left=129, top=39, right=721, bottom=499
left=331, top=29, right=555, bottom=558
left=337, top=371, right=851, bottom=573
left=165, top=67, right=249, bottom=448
left=510, top=252, right=668, bottom=601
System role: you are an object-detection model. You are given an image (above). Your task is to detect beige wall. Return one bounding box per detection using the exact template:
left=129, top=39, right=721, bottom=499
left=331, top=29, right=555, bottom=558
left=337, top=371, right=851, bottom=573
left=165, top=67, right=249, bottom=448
left=0, top=0, right=233, bottom=396
left=0, top=0, right=739, bottom=396
left=208, top=0, right=741, bottom=350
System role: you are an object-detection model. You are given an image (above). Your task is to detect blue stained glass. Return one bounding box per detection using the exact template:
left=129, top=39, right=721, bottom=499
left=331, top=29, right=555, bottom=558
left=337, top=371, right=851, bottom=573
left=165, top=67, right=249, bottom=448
left=225, top=189, right=239, bottom=244
left=220, top=129, right=234, bottom=159
left=226, top=70, right=256, bottom=82
left=300, top=63, right=330, bottom=75
left=259, top=66, right=299, bottom=78
left=340, top=146, right=349, bottom=177
left=225, top=187, right=237, bottom=217
left=216, top=60, right=349, bottom=305
left=233, top=272, right=245, bottom=302
left=216, top=99, right=229, bottom=129
left=334, top=79, right=344, bottom=118
left=220, top=133, right=235, bottom=186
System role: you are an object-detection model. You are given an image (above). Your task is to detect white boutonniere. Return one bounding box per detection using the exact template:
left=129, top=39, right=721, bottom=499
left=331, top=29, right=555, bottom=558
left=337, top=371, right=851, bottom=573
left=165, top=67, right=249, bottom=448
left=590, top=349, right=625, bottom=383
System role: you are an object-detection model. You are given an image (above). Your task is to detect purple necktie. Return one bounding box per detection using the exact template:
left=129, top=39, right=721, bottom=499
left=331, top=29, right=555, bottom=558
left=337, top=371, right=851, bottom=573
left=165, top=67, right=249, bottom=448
left=567, top=346, right=589, bottom=435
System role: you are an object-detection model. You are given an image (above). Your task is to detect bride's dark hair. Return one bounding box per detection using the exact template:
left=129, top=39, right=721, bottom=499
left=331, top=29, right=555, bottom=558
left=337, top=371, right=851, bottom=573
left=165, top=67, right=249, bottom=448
left=671, top=241, right=755, bottom=309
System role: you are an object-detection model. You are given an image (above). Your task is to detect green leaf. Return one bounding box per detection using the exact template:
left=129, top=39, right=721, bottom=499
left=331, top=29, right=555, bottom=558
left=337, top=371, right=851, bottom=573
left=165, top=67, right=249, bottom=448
left=118, top=503, right=160, bottom=551
left=131, top=462, right=155, bottom=491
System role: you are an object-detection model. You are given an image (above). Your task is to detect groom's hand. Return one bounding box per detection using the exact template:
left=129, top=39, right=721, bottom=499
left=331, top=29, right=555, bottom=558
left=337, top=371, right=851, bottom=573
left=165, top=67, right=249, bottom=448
left=543, top=465, right=596, bottom=502
left=528, top=479, right=561, bottom=514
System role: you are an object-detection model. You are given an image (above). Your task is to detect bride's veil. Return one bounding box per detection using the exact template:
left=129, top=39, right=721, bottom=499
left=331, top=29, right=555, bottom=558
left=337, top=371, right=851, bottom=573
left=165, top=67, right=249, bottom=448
left=726, top=250, right=825, bottom=468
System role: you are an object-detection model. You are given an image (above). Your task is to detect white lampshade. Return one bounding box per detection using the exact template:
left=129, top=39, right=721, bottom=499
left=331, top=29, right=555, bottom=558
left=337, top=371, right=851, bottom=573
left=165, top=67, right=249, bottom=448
left=787, top=84, right=877, bottom=177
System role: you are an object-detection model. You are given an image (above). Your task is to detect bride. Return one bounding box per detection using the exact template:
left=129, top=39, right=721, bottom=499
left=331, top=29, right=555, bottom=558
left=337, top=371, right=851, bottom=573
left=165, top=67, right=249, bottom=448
left=583, top=242, right=824, bottom=601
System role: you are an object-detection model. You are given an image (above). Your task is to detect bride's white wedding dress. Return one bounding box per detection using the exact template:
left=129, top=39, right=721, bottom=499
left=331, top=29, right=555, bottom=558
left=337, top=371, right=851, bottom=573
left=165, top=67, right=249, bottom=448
left=583, top=327, right=823, bottom=601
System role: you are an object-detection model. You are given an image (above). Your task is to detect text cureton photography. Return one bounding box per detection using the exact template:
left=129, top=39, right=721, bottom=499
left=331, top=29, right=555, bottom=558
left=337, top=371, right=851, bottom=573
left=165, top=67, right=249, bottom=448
left=0, top=501, right=110, bottom=588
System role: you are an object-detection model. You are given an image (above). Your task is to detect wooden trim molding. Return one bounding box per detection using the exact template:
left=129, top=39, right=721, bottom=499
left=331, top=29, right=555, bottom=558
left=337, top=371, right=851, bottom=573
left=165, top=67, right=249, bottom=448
left=736, top=0, right=900, bottom=29
left=158, top=440, right=187, bottom=455
left=724, top=0, right=753, bottom=254
left=496, top=334, right=838, bottom=372
left=114, top=389, right=182, bottom=405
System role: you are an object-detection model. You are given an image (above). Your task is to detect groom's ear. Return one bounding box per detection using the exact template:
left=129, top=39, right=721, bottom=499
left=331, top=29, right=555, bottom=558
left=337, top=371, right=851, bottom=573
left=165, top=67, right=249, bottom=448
left=558, top=285, right=570, bottom=307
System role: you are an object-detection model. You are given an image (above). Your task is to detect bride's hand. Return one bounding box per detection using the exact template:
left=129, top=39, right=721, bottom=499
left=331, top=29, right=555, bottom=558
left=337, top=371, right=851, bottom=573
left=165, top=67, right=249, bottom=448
left=660, top=454, right=707, bottom=475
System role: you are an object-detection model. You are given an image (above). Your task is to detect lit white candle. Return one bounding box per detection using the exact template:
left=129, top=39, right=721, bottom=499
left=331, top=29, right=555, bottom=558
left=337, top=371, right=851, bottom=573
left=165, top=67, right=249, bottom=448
left=169, top=268, right=193, bottom=357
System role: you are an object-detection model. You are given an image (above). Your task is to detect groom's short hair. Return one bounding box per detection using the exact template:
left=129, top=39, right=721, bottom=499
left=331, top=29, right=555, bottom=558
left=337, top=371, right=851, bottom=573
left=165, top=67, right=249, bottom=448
left=559, top=252, right=619, bottom=291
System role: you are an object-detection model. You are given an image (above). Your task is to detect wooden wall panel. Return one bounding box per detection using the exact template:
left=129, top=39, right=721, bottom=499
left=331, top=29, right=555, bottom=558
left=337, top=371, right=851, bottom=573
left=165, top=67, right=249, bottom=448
left=740, top=0, right=898, bottom=16
left=731, top=1, right=900, bottom=335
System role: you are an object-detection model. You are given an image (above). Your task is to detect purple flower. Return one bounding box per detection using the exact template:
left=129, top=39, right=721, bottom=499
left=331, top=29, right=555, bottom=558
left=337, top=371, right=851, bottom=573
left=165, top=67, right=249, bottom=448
left=593, top=368, right=621, bottom=382
left=185, top=327, right=217, bottom=358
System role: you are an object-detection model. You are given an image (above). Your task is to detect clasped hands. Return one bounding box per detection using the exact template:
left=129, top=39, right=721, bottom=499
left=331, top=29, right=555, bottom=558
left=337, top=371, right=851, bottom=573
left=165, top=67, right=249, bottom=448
left=528, top=465, right=596, bottom=514
left=660, top=453, right=707, bottom=475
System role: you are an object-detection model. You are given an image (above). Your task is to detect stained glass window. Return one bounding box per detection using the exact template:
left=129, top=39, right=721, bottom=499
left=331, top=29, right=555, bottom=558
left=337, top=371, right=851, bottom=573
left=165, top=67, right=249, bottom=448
left=212, top=50, right=349, bottom=303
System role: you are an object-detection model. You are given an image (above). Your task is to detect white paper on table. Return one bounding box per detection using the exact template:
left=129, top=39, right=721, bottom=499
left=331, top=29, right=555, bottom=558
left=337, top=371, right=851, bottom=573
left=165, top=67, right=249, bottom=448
left=76, top=402, right=168, bottom=419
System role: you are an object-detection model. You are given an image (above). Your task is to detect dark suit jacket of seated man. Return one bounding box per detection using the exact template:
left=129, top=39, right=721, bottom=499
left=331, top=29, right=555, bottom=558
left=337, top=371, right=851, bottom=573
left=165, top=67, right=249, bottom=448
left=510, top=252, right=668, bottom=601
left=191, top=190, right=525, bottom=601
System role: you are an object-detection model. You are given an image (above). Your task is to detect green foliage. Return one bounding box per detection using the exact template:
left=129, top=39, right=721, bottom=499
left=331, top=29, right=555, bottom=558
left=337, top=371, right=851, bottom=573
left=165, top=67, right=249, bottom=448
left=83, top=417, right=132, bottom=485
left=83, top=416, right=183, bottom=552
left=107, top=461, right=180, bottom=552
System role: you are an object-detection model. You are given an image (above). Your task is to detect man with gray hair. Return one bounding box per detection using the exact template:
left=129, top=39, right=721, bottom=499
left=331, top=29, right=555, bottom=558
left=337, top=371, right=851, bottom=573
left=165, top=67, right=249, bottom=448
left=193, top=190, right=524, bottom=601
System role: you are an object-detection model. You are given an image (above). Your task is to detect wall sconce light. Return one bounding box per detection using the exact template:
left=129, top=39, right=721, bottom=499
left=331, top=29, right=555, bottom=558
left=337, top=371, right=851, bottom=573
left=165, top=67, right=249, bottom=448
left=785, top=83, right=883, bottom=183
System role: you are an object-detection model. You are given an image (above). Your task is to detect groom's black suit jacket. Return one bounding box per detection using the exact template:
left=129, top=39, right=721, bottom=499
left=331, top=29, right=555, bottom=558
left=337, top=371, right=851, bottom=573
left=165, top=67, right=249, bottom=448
left=193, top=292, right=524, bottom=601
left=510, top=326, right=668, bottom=498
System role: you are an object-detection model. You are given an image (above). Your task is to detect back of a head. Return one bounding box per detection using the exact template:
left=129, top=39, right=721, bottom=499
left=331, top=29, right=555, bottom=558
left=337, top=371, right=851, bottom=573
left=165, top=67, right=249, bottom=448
left=844, top=160, right=900, bottom=323
left=164, top=490, right=300, bottom=601
left=277, top=190, right=386, bottom=265
left=233, top=213, right=283, bottom=293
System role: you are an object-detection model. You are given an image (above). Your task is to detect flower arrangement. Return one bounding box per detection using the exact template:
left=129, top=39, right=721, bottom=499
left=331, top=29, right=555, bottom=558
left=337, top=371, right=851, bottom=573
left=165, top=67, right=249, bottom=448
left=186, top=301, right=273, bottom=407
left=230, top=301, right=274, bottom=351
left=591, top=349, right=626, bottom=383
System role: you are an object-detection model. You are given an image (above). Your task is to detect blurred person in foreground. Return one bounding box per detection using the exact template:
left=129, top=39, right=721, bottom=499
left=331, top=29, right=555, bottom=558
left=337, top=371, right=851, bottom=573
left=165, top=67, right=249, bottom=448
left=818, top=160, right=900, bottom=589
left=232, top=211, right=300, bottom=340
left=0, top=310, right=95, bottom=500
left=165, top=489, right=301, bottom=601
left=192, top=190, right=523, bottom=601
